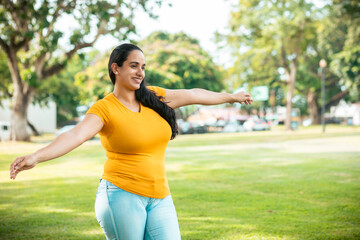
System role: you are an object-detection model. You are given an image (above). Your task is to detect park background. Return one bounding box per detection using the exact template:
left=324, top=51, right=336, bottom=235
left=0, top=0, right=359, bottom=239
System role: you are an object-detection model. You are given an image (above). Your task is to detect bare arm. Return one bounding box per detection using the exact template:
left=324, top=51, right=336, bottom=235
left=10, top=114, right=103, bottom=179
left=164, top=88, right=253, bottom=109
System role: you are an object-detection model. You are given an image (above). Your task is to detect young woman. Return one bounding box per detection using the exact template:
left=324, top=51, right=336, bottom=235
left=9, top=43, right=253, bottom=240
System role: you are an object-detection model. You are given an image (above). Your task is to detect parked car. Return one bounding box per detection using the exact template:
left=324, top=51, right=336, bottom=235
left=253, top=119, right=271, bottom=131
left=243, top=118, right=270, bottom=131
left=176, top=119, right=208, bottom=134
left=222, top=122, right=246, bottom=133
left=190, top=123, right=208, bottom=134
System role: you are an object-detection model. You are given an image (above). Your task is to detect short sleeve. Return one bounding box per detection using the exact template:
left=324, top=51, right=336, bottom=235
left=86, top=99, right=110, bottom=125
left=147, top=86, right=166, bottom=98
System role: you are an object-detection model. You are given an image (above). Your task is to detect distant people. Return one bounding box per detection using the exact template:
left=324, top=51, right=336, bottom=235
left=10, top=43, right=253, bottom=239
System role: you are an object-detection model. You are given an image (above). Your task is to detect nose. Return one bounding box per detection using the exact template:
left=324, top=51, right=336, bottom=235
left=137, top=67, right=144, bottom=77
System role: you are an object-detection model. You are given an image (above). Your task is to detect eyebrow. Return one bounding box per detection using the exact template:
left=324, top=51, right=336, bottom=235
left=129, top=61, right=146, bottom=66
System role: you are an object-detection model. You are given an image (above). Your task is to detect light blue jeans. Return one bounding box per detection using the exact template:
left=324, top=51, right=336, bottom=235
left=95, top=179, right=181, bottom=240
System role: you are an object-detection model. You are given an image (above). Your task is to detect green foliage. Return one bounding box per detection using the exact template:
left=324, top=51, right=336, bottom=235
left=221, top=0, right=359, bottom=121
left=329, top=0, right=360, bottom=102
left=221, top=0, right=318, bottom=105
left=0, top=0, right=167, bottom=139
left=79, top=31, right=225, bottom=101
left=33, top=53, right=96, bottom=127
left=0, top=50, right=12, bottom=103
left=140, top=31, right=224, bottom=91
left=75, top=52, right=113, bottom=104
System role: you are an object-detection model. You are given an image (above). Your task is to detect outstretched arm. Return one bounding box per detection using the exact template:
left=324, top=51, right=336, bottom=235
left=9, top=114, right=103, bottom=179
left=164, top=88, right=253, bottom=109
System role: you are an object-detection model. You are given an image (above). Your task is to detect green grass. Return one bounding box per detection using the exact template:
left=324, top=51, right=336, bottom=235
left=1, top=125, right=359, bottom=239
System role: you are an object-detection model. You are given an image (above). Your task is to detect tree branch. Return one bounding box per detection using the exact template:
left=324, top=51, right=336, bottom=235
left=294, top=21, right=305, bottom=59
left=3, top=0, right=19, bottom=27
left=14, top=38, right=31, bottom=51
left=41, top=0, right=68, bottom=42
left=41, top=42, right=92, bottom=79
left=34, top=54, right=47, bottom=79
left=280, top=38, right=290, bottom=73
left=41, top=62, right=66, bottom=79
left=0, top=37, right=10, bottom=56
left=325, top=89, right=349, bottom=109
left=41, top=0, right=130, bottom=80
left=326, top=76, right=341, bottom=87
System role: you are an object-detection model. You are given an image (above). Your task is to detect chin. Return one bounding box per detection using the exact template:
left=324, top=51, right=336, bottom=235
left=130, top=84, right=141, bottom=91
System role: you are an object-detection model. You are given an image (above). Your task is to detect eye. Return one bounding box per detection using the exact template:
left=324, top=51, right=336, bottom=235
left=131, top=65, right=137, bottom=68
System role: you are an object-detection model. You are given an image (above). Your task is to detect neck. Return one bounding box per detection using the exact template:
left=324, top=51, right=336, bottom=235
left=113, top=85, right=137, bottom=104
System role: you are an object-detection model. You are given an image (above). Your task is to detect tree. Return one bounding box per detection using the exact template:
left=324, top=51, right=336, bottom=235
left=34, top=52, right=97, bottom=127
left=78, top=31, right=224, bottom=100
left=295, top=0, right=360, bottom=124
left=330, top=0, right=360, bottom=103
left=140, top=31, right=224, bottom=91
left=76, top=31, right=224, bottom=120
left=73, top=51, right=113, bottom=105
left=0, top=0, right=165, bottom=141
left=221, top=0, right=318, bottom=130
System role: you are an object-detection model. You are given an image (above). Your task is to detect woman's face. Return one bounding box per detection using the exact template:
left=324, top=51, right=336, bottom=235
left=115, top=50, right=146, bottom=91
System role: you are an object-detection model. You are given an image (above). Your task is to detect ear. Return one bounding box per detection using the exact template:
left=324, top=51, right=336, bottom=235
left=111, top=63, right=119, bottom=74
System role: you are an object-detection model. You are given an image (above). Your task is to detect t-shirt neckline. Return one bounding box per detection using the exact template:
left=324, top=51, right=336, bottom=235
left=110, top=93, right=142, bottom=114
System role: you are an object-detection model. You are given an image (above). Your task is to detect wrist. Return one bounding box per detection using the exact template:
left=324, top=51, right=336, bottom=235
left=227, top=93, right=236, bottom=104
left=32, top=152, right=42, bottom=164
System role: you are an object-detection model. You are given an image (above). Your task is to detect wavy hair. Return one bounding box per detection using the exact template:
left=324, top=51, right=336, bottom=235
left=108, top=43, right=178, bottom=140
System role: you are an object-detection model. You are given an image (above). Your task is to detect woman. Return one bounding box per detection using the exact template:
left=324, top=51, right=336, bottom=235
left=9, top=43, right=253, bottom=240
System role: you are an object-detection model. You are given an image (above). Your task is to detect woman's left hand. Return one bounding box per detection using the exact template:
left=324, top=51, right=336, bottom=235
left=230, top=91, right=253, bottom=105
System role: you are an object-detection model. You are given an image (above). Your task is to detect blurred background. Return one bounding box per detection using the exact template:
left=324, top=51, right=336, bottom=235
left=0, top=0, right=359, bottom=140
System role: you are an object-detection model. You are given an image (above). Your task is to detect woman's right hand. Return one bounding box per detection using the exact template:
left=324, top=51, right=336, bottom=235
left=10, top=154, right=38, bottom=180
left=9, top=114, right=104, bottom=180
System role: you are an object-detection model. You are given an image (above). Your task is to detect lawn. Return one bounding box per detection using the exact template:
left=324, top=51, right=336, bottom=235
left=0, top=125, right=359, bottom=239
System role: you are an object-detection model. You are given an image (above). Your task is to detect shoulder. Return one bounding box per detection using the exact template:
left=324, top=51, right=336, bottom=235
left=86, top=94, right=113, bottom=124
left=146, top=85, right=166, bottom=98
left=87, top=94, right=113, bottom=113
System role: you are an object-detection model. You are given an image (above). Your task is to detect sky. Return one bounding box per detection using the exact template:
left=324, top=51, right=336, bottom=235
left=93, top=0, right=234, bottom=65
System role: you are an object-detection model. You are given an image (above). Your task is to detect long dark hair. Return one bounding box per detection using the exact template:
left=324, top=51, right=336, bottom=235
left=108, top=43, right=178, bottom=140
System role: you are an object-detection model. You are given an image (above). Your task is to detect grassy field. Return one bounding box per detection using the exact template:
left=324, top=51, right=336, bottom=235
left=0, top=125, right=359, bottom=239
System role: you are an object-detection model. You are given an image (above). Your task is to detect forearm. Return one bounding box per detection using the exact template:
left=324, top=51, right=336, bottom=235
left=165, top=88, right=252, bottom=108
left=33, top=131, right=85, bottom=164
left=190, top=88, right=235, bottom=105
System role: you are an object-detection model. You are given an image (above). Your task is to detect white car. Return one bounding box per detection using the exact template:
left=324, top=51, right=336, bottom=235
left=223, top=122, right=245, bottom=133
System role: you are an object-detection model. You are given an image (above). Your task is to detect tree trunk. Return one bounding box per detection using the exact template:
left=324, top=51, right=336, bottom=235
left=10, top=92, right=32, bottom=141
left=7, top=48, right=33, bottom=141
left=306, top=90, right=320, bottom=124
left=285, top=61, right=297, bottom=131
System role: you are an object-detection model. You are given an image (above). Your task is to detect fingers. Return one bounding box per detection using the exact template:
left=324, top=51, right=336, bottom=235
left=243, top=93, right=253, bottom=104
left=242, top=97, right=253, bottom=105
left=10, top=156, right=25, bottom=180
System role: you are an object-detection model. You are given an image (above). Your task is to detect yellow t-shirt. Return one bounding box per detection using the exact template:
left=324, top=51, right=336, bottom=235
left=86, top=86, right=172, bottom=198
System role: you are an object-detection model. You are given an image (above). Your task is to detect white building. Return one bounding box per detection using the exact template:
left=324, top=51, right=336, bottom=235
left=0, top=98, right=57, bottom=138
left=329, top=100, right=360, bottom=125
